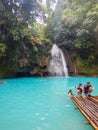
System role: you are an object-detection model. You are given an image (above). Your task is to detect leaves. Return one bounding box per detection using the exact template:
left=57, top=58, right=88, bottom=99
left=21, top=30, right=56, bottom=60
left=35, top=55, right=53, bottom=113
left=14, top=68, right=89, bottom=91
left=0, top=43, right=6, bottom=57
left=0, top=0, right=98, bottom=77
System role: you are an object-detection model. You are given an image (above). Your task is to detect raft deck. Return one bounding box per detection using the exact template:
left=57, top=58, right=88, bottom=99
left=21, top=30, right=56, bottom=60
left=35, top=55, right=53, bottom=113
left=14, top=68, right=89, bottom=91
left=71, top=96, right=98, bottom=130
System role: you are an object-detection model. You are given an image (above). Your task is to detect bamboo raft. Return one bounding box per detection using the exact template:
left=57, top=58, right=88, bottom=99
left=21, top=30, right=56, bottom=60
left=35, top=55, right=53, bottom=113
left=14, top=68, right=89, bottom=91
left=71, top=96, right=98, bottom=130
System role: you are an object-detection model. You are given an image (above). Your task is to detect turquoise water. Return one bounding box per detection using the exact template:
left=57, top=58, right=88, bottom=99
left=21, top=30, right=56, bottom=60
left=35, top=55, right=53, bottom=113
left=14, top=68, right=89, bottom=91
left=0, top=77, right=98, bottom=130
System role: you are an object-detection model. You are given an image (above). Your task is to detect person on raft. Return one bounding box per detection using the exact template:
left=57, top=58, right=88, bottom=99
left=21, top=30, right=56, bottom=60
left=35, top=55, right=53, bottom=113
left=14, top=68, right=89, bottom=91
left=77, top=83, right=83, bottom=96
left=83, top=82, right=94, bottom=96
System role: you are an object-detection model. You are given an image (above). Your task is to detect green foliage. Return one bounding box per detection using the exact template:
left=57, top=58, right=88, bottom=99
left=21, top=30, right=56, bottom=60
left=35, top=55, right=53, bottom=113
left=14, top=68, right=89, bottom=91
left=0, top=0, right=98, bottom=77
left=73, top=39, right=93, bottom=48
left=76, top=56, right=98, bottom=75
left=33, top=46, right=38, bottom=53
left=0, top=43, right=6, bottom=57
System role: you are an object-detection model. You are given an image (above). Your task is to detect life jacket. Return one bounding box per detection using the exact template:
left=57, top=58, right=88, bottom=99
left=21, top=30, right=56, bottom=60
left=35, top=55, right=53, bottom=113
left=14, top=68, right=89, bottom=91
left=77, top=86, right=82, bottom=93
left=84, top=85, right=91, bottom=93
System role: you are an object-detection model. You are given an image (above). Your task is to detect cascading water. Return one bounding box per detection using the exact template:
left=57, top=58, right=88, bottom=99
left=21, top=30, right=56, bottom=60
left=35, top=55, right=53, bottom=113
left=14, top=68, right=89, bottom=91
left=49, top=44, right=68, bottom=77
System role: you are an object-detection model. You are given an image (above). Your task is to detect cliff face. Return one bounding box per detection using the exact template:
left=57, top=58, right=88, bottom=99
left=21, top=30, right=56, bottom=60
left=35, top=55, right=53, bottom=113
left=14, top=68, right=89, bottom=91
left=1, top=40, right=98, bottom=78
left=15, top=44, right=51, bottom=77
left=0, top=43, right=78, bottom=78
left=15, top=43, right=77, bottom=77
left=62, top=49, right=77, bottom=76
left=15, top=56, right=50, bottom=77
left=0, top=39, right=51, bottom=78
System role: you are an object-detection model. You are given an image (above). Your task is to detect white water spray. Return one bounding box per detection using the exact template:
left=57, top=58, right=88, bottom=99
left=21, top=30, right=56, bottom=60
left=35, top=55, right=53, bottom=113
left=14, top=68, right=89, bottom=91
left=49, top=44, right=68, bottom=77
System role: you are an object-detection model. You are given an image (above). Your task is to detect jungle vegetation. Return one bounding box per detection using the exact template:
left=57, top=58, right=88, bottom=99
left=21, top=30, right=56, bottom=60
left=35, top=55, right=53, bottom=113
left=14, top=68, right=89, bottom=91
left=0, top=0, right=98, bottom=77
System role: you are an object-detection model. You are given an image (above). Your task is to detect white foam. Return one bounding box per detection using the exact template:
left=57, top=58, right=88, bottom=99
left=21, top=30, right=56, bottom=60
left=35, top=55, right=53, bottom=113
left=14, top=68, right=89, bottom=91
left=40, top=117, right=46, bottom=120
left=35, top=113, right=39, bottom=115
left=66, top=104, right=70, bottom=107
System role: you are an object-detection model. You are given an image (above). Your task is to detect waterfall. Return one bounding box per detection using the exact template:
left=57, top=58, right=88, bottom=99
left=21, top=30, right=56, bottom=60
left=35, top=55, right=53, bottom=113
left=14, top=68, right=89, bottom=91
left=49, top=44, right=68, bottom=77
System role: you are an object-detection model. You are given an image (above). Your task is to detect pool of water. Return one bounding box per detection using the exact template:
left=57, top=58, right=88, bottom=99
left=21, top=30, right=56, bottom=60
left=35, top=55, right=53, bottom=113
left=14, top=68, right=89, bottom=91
left=0, top=77, right=97, bottom=130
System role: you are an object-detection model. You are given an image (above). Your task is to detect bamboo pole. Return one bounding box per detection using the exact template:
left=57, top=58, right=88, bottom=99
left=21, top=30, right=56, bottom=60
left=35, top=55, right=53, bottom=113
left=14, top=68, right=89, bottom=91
left=71, top=96, right=98, bottom=130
